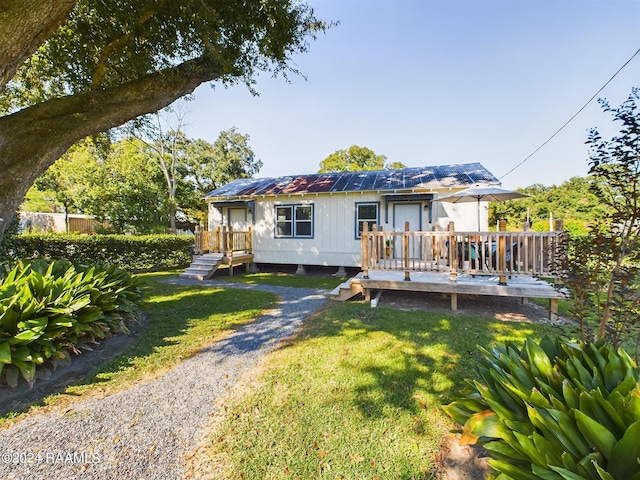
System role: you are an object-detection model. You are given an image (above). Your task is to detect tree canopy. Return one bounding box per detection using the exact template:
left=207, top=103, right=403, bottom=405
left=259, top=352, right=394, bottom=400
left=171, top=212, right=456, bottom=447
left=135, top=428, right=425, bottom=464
left=488, top=176, right=610, bottom=234
left=23, top=124, right=260, bottom=234
left=318, top=145, right=405, bottom=173
left=0, top=0, right=327, bottom=237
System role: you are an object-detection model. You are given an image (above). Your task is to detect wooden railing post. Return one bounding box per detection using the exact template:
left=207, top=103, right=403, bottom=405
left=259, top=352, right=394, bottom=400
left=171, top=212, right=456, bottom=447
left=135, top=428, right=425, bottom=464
left=448, top=221, right=457, bottom=281
left=553, top=219, right=565, bottom=284
left=498, top=219, right=507, bottom=285
left=361, top=222, right=370, bottom=279
left=248, top=227, right=253, bottom=253
left=194, top=225, right=201, bottom=255
left=371, top=224, right=379, bottom=269
left=404, top=221, right=411, bottom=281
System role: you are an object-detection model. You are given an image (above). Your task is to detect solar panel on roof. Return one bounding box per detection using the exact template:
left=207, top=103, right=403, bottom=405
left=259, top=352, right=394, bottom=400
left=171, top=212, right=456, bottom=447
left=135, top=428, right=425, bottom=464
left=204, top=162, right=499, bottom=198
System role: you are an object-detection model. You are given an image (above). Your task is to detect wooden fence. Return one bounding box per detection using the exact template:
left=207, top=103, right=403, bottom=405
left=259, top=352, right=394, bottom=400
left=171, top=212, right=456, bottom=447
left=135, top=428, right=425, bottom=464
left=360, top=220, right=565, bottom=282
left=194, top=226, right=252, bottom=255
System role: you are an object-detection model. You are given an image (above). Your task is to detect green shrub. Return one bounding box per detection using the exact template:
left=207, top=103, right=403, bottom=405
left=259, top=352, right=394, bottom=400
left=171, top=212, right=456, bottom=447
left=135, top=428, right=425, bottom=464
left=443, top=337, right=640, bottom=480
left=0, top=259, right=144, bottom=388
left=8, top=233, right=193, bottom=271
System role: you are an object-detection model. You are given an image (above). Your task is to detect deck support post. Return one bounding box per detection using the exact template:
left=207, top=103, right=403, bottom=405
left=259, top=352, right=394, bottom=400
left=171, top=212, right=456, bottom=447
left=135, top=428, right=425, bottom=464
left=450, top=292, right=458, bottom=311
left=498, top=220, right=508, bottom=285
left=404, top=221, right=411, bottom=281
left=549, top=298, right=559, bottom=321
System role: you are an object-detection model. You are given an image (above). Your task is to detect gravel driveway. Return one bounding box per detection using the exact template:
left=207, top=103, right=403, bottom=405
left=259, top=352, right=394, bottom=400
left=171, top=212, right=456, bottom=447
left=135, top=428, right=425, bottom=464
left=0, top=280, right=328, bottom=480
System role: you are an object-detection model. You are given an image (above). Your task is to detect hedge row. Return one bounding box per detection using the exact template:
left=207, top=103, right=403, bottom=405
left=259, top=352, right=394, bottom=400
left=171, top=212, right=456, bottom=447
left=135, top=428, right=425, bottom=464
left=5, top=234, right=194, bottom=271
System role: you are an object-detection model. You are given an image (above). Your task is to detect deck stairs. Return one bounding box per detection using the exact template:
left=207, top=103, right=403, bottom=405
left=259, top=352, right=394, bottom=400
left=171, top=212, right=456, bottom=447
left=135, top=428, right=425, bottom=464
left=180, top=253, right=224, bottom=281
left=328, top=273, right=364, bottom=301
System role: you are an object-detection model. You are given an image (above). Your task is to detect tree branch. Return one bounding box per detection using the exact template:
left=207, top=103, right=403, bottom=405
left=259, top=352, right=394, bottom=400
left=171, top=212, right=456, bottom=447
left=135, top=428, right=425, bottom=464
left=0, top=55, right=222, bottom=235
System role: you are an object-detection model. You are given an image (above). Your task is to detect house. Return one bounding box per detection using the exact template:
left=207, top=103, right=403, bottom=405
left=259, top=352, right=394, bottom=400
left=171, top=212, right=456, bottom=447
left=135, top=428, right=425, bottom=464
left=202, top=162, right=500, bottom=271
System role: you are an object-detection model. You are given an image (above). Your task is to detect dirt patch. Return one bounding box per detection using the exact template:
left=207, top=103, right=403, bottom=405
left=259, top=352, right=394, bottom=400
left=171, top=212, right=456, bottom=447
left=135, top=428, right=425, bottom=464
left=376, top=289, right=568, bottom=325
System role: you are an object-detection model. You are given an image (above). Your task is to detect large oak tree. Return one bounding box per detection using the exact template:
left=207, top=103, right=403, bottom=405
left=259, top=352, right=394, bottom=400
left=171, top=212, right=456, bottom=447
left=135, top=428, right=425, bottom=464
left=0, top=0, right=326, bottom=237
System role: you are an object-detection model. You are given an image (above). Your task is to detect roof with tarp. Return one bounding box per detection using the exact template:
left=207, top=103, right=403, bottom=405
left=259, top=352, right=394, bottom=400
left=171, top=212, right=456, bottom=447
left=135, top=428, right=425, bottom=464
left=205, top=162, right=499, bottom=199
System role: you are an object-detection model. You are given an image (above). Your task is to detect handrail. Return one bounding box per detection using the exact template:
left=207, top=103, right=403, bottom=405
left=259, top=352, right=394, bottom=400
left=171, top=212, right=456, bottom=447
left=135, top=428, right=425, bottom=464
left=360, top=223, right=565, bottom=279
left=194, top=226, right=252, bottom=255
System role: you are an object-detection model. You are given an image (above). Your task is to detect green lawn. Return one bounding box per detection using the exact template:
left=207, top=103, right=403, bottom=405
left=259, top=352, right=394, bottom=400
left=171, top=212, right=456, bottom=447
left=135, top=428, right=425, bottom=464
left=1, top=269, right=569, bottom=478
left=204, top=301, right=565, bottom=479
left=214, top=269, right=346, bottom=290
left=67, top=271, right=278, bottom=394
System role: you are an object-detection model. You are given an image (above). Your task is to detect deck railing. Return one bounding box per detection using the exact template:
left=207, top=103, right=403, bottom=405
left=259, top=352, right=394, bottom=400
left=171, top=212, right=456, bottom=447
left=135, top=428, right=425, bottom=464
left=194, top=226, right=252, bottom=255
left=360, top=221, right=565, bottom=281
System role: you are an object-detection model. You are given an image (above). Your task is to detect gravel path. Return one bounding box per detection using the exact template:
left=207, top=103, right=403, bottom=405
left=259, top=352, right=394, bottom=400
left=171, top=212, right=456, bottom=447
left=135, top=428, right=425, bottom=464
left=0, top=280, right=328, bottom=480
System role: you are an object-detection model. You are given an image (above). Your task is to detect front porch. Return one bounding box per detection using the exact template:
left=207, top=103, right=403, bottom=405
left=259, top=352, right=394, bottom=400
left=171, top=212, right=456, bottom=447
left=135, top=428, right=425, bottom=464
left=331, top=220, right=568, bottom=319
left=335, top=270, right=568, bottom=320
left=182, top=226, right=254, bottom=280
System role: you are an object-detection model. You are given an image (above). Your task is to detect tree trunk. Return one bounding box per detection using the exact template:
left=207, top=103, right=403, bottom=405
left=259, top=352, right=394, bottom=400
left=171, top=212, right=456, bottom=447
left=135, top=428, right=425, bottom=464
left=0, top=57, right=222, bottom=238
left=0, top=0, right=77, bottom=88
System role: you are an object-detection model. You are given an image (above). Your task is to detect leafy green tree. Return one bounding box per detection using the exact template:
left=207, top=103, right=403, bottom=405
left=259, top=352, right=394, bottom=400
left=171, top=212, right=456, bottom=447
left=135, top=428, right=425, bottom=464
left=0, top=0, right=328, bottom=238
left=203, top=127, right=262, bottom=189
left=562, top=88, right=640, bottom=348
left=318, top=145, right=404, bottom=173
left=127, top=111, right=190, bottom=234
left=85, top=140, right=169, bottom=234
left=489, top=177, right=608, bottom=231
left=24, top=139, right=170, bottom=234
left=181, top=127, right=262, bottom=226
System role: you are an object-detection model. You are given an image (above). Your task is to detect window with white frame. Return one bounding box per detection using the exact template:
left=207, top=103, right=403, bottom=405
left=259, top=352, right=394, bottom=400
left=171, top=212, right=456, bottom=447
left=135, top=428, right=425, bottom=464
left=275, top=204, right=314, bottom=238
left=355, top=202, right=379, bottom=238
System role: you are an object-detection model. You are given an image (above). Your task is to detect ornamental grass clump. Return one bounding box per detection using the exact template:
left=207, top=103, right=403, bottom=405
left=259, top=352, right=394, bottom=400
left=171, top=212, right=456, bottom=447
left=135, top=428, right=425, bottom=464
left=0, top=259, right=144, bottom=388
left=443, top=337, right=640, bottom=480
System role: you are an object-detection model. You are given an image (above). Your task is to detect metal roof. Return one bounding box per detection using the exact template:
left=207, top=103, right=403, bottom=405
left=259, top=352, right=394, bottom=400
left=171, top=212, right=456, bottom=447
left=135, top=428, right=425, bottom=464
left=205, top=162, right=499, bottom=199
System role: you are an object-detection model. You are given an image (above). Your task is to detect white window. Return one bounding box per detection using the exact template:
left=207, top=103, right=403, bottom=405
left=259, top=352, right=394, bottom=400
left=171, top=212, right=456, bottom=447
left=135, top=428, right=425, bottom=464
left=275, top=204, right=314, bottom=238
left=356, top=202, right=379, bottom=238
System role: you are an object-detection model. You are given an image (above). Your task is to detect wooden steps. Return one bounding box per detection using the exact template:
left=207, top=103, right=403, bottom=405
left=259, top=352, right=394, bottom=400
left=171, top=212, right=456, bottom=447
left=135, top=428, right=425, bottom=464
left=180, top=253, right=224, bottom=280
left=328, top=273, right=364, bottom=301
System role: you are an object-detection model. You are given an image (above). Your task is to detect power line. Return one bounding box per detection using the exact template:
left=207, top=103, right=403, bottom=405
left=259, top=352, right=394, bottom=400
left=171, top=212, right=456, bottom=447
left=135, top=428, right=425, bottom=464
left=499, top=47, right=640, bottom=181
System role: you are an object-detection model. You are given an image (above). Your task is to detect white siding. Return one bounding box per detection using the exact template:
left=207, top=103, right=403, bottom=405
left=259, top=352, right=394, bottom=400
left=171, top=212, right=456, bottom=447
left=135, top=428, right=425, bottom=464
left=208, top=192, right=451, bottom=267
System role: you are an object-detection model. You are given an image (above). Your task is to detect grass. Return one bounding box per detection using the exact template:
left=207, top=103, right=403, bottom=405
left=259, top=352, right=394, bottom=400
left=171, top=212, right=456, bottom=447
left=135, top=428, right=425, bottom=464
left=205, top=301, right=565, bottom=479
left=0, top=271, right=278, bottom=420
left=214, top=269, right=346, bottom=290
left=0, top=268, right=576, bottom=476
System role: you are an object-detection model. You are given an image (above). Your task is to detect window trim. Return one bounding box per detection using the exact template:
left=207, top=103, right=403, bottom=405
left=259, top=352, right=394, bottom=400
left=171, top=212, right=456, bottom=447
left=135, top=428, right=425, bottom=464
left=274, top=203, right=314, bottom=239
left=355, top=201, right=380, bottom=239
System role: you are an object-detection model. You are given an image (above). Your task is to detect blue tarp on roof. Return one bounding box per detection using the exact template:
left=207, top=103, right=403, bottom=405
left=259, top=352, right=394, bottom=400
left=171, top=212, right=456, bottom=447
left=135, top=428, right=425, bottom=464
left=205, top=162, right=498, bottom=199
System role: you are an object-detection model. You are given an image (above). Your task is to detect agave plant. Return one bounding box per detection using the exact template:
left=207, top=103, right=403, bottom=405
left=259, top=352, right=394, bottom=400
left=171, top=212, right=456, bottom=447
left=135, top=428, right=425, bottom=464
left=0, top=259, right=144, bottom=388
left=443, top=337, right=640, bottom=480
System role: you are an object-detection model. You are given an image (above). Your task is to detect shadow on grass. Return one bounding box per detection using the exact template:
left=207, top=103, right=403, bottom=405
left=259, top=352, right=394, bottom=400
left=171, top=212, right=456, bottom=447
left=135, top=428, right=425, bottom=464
left=285, top=302, right=565, bottom=421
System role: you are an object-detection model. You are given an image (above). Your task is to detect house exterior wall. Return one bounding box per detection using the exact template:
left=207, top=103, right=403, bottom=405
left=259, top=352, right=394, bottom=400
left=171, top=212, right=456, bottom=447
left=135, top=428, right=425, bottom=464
left=207, top=191, right=486, bottom=267
left=19, top=212, right=101, bottom=234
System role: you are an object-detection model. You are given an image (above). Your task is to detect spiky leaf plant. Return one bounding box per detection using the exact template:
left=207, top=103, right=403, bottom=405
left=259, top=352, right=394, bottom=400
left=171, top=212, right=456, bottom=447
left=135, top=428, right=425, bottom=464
left=443, top=337, right=640, bottom=480
left=0, top=259, right=144, bottom=387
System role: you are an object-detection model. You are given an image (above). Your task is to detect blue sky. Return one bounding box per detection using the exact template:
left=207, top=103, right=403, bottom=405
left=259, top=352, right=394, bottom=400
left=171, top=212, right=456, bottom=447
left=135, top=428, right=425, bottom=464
left=184, top=0, right=640, bottom=190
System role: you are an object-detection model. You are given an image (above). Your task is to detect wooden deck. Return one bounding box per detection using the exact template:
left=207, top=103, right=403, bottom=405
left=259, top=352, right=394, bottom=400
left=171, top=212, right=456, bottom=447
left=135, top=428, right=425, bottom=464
left=332, top=270, right=568, bottom=320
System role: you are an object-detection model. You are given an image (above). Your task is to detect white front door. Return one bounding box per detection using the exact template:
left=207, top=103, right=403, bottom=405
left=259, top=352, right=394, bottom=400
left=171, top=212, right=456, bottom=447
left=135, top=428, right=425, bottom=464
left=393, top=203, right=422, bottom=258
left=228, top=208, right=248, bottom=231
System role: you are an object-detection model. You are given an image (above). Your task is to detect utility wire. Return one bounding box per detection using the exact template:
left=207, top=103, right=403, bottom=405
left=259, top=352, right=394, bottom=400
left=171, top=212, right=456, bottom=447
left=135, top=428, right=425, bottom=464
left=499, top=47, right=640, bottom=181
